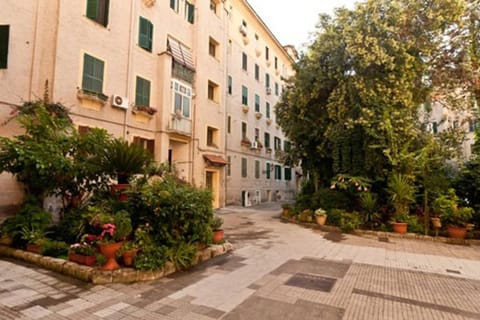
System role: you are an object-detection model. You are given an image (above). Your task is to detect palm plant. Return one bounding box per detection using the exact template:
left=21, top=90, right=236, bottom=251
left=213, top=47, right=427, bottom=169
left=387, top=174, right=415, bottom=222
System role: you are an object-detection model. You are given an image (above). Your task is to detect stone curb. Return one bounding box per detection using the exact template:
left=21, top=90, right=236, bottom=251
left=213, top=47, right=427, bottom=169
left=0, top=243, right=234, bottom=284
left=280, top=215, right=480, bottom=246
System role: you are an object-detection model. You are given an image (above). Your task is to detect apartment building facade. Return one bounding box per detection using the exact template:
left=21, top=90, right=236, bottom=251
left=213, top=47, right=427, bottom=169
left=224, top=0, right=297, bottom=205
left=0, top=0, right=296, bottom=213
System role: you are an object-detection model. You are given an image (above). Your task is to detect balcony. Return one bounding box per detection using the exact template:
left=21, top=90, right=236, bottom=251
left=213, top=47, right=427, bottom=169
left=168, top=114, right=192, bottom=137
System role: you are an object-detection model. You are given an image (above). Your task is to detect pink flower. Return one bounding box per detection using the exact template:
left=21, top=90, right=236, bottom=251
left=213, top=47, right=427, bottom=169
left=86, top=234, right=97, bottom=242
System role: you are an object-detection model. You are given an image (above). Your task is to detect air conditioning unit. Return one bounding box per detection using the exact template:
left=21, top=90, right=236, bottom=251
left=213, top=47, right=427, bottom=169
left=112, top=95, right=129, bottom=109
left=251, top=141, right=258, bottom=149
left=266, top=87, right=272, bottom=95
left=239, top=24, right=247, bottom=36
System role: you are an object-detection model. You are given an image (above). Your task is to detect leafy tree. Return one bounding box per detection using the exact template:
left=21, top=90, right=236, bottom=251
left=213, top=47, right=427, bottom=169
left=0, top=99, right=111, bottom=207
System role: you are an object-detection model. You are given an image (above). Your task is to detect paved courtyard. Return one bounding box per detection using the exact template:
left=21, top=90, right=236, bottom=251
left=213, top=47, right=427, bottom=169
left=1, top=203, right=480, bottom=319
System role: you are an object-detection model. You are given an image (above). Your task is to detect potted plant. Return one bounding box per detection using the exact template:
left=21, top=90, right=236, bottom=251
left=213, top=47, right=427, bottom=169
left=314, top=208, right=327, bottom=225
left=102, top=139, right=152, bottom=201
left=211, top=216, right=224, bottom=243
left=387, top=174, right=415, bottom=234
left=68, top=242, right=96, bottom=266
left=281, top=203, right=291, bottom=217
left=90, top=210, right=133, bottom=270
left=433, top=190, right=473, bottom=239
left=19, top=226, right=48, bottom=254
left=120, top=241, right=139, bottom=267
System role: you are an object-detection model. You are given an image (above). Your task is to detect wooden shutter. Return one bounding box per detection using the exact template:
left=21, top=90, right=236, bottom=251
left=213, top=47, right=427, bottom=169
left=0, top=25, right=9, bottom=69
left=266, top=163, right=271, bottom=179
left=139, top=17, right=153, bottom=52
left=82, top=54, right=94, bottom=91
left=98, top=0, right=109, bottom=26
left=86, top=0, right=98, bottom=20
left=187, top=2, right=195, bottom=24
left=146, top=139, right=154, bottom=156
left=135, top=77, right=150, bottom=106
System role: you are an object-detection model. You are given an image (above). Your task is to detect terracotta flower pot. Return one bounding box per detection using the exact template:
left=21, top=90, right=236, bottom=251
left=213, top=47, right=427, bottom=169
left=430, top=217, right=441, bottom=229
left=68, top=253, right=96, bottom=266
left=26, top=243, right=42, bottom=254
left=392, top=222, right=408, bottom=234
left=212, top=230, right=224, bottom=243
left=446, top=225, right=467, bottom=239
left=315, top=215, right=327, bottom=226
left=122, top=249, right=138, bottom=267
left=99, top=242, right=123, bottom=270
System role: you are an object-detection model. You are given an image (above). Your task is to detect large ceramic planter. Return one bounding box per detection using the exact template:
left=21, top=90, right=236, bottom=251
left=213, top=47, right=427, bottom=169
left=315, top=215, right=327, bottom=226
left=68, top=253, right=96, bottom=266
left=392, top=222, right=408, bottom=234
left=122, top=249, right=138, bottom=267
left=447, top=225, right=467, bottom=239
left=212, top=230, right=224, bottom=243
left=99, top=242, right=123, bottom=270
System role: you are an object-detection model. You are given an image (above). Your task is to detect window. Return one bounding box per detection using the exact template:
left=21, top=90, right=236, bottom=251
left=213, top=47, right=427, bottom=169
left=170, top=0, right=178, bottom=11
left=227, top=156, right=231, bottom=176
left=255, top=64, right=259, bottom=80
left=139, top=17, right=153, bottom=52
left=255, top=128, right=260, bottom=140
left=242, top=85, right=248, bottom=105
left=265, top=46, right=269, bottom=61
left=266, top=163, right=271, bottom=179
left=266, top=102, right=270, bottom=118
left=432, top=122, right=438, bottom=134
left=241, top=158, right=247, bottom=178
left=0, top=25, right=9, bottom=69
left=207, top=126, right=219, bottom=147
left=172, top=80, right=192, bottom=118
left=284, top=167, right=292, bottom=181
left=265, top=73, right=270, bottom=88
left=274, top=165, right=282, bottom=180
left=275, top=82, right=279, bottom=96
left=185, top=1, right=195, bottom=24
left=209, top=37, right=219, bottom=58
left=227, top=75, right=232, bottom=94
left=242, top=122, right=247, bottom=139
left=86, top=0, right=109, bottom=27
left=275, top=57, right=278, bottom=69
left=453, top=120, right=459, bottom=129
left=210, top=0, right=217, bottom=14
left=133, top=136, right=155, bottom=156
left=284, top=140, right=291, bottom=152
left=255, top=160, right=260, bottom=179
left=264, top=132, right=270, bottom=148
left=227, top=116, right=231, bottom=133
left=242, top=52, right=247, bottom=71
left=135, top=76, right=151, bottom=106
left=242, top=20, right=247, bottom=27
left=82, top=53, right=104, bottom=94
left=208, top=80, right=219, bottom=103
left=255, top=94, right=260, bottom=112
left=274, top=137, right=281, bottom=150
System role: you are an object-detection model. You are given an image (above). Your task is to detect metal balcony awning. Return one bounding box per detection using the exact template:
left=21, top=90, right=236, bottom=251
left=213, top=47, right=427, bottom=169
left=167, top=36, right=195, bottom=71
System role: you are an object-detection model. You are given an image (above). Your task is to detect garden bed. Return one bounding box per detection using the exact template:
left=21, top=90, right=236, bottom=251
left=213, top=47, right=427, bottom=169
left=0, top=243, right=233, bottom=284
left=280, top=215, right=480, bottom=246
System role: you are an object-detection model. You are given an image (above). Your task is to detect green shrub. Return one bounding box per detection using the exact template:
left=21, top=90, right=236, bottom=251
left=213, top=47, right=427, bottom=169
left=326, top=209, right=361, bottom=233
left=166, top=242, right=198, bottom=270
left=134, top=246, right=167, bottom=271
left=41, top=239, right=69, bottom=257
left=54, top=207, right=86, bottom=243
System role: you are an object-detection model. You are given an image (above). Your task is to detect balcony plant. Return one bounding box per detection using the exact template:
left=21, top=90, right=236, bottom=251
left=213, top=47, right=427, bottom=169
left=133, top=105, right=157, bottom=116
left=68, top=242, right=96, bottom=266
left=241, top=138, right=251, bottom=147
left=19, top=226, right=49, bottom=254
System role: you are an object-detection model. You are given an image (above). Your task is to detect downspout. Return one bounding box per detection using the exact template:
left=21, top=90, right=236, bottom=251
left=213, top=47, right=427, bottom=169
left=190, top=7, right=198, bottom=185
left=50, top=0, right=61, bottom=100
left=124, top=0, right=136, bottom=140
left=223, top=2, right=230, bottom=207
left=28, top=0, right=41, bottom=100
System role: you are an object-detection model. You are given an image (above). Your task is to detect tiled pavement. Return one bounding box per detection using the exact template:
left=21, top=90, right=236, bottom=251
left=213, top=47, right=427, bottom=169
left=1, top=203, right=480, bottom=319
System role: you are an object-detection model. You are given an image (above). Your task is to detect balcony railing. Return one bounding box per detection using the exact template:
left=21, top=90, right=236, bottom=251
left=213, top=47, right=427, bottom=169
left=168, top=114, right=192, bottom=136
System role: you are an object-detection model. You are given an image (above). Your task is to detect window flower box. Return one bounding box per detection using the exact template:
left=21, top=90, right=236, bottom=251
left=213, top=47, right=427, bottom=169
left=133, top=105, right=157, bottom=116
left=77, top=89, right=108, bottom=105
left=241, top=138, right=251, bottom=147
left=68, top=253, right=96, bottom=266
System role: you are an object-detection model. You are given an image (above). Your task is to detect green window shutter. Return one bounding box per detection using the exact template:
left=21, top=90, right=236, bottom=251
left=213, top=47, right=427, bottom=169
left=241, top=158, right=247, bottom=178
left=266, top=163, right=271, bottom=179
left=255, top=161, right=260, bottom=179
left=86, top=0, right=98, bottom=20
left=0, top=25, right=9, bottom=69
left=255, top=94, right=260, bottom=112
left=82, top=53, right=104, bottom=93
left=285, top=168, right=291, bottom=181
left=99, top=0, right=109, bottom=26
left=187, top=2, right=195, bottom=24
left=139, top=17, right=153, bottom=52
left=266, top=102, right=270, bottom=118
left=242, top=85, right=248, bottom=105
left=135, top=76, right=151, bottom=106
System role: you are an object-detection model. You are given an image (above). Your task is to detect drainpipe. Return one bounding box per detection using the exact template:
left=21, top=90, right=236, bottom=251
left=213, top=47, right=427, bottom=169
left=28, top=1, right=41, bottom=100
left=222, top=2, right=230, bottom=207
left=123, top=0, right=135, bottom=140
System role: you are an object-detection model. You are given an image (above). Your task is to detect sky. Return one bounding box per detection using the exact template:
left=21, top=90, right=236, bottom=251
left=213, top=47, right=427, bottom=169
left=247, top=0, right=358, bottom=50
